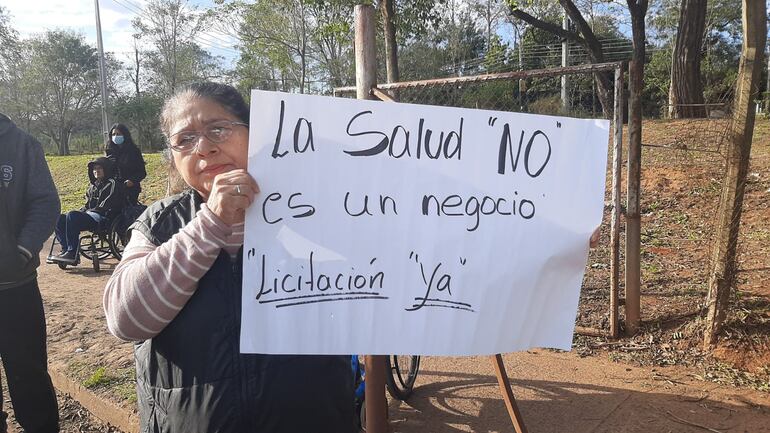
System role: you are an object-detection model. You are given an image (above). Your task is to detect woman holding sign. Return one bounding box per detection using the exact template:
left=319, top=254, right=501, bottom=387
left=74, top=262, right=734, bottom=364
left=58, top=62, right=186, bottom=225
left=103, top=82, right=356, bottom=433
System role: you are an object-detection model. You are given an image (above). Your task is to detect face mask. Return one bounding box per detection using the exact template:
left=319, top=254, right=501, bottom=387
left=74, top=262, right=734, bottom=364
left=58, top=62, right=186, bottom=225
left=113, top=135, right=125, bottom=145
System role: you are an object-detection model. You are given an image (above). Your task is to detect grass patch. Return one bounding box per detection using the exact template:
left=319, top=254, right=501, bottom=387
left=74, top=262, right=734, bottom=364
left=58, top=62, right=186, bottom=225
left=114, top=382, right=138, bottom=404
left=67, top=361, right=137, bottom=401
left=83, top=367, right=112, bottom=388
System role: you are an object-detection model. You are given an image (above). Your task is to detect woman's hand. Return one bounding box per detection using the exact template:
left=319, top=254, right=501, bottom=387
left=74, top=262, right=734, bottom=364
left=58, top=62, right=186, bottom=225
left=206, top=169, right=260, bottom=226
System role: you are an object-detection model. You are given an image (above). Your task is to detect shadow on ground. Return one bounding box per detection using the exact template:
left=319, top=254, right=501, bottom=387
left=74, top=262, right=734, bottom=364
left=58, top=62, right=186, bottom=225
left=389, top=369, right=770, bottom=433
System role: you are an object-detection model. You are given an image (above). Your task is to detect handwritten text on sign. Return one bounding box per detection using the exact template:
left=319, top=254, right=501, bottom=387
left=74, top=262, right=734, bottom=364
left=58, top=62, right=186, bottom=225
left=241, top=90, right=609, bottom=355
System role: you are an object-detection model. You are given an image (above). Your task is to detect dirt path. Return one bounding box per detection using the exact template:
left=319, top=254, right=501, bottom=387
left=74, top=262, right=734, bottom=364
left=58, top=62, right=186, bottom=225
left=0, top=238, right=767, bottom=432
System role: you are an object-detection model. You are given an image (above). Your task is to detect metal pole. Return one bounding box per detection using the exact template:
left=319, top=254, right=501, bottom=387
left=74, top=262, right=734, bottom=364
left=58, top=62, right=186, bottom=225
left=561, top=15, right=569, bottom=113
left=355, top=5, right=387, bottom=433
left=94, top=0, right=110, bottom=147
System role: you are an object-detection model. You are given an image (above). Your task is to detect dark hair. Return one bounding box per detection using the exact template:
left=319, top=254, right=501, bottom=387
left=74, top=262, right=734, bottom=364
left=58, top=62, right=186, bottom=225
left=107, top=123, right=137, bottom=148
left=160, top=82, right=249, bottom=139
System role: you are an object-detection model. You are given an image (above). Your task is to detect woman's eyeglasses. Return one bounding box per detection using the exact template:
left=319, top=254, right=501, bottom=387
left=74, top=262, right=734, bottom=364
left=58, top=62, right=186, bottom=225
left=168, top=121, right=248, bottom=152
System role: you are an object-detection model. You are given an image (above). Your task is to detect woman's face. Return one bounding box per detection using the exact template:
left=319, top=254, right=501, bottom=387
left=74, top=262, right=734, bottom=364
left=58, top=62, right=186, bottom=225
left=168, top=96, right=249, bottom=198
left=110, top=129, right=125, bottom=145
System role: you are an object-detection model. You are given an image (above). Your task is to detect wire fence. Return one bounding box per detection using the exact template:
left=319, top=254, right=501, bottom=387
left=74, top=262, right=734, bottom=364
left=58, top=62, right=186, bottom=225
left=336, top=64, right=616, bottom=119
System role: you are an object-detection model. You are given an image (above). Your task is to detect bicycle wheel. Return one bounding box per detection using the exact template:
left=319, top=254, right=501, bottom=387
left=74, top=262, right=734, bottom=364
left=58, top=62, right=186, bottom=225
left=385, top=355, right=420, bottom=400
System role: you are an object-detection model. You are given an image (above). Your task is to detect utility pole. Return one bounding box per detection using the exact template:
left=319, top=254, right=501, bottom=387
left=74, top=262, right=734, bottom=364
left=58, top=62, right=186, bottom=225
left=561, top=14, right=569, bottom=113
left=95, top=0, right=110, bottom=147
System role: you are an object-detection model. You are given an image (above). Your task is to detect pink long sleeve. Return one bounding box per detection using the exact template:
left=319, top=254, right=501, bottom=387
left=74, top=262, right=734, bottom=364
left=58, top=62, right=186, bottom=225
left=103, top=205, right=244, bottom=341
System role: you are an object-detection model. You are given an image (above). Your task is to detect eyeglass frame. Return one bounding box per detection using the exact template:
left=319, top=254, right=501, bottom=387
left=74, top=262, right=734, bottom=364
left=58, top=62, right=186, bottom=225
left=167, top=120, right=248, bottom=153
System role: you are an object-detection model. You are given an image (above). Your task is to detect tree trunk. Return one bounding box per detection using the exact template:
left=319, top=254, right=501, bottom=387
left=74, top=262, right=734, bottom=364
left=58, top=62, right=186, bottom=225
left=624, top=0, right=648, bottom=336
left=381, top=0, right=399, bottom=84
left=57, top=128, right=70, bottom=156
left=669, top=0, right=707, bottom=118
left=134, top=43, right=141, bottom=99
left=703, top=0, right=766, bottom=348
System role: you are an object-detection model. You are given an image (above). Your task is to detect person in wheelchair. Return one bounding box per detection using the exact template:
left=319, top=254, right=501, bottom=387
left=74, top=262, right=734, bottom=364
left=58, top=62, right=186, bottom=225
left=50, top=157, right=123, bottom=265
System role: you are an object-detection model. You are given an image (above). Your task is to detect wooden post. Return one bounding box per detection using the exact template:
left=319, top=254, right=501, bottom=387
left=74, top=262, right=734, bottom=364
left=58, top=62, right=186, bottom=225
left=491, top=355, right=528, bottom=433
left=610, top=63, right=625, bottom=339
left=703, top=0, right=766, bottom=348
left=355, top=5, right=388, bottom=433
left=355, top=5, right=377, bottom=101
left=625, top=0, right=648, bottom=336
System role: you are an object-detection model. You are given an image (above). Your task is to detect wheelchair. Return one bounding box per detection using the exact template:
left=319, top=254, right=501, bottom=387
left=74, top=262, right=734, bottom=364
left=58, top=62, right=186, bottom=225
left=47, top=204, right=145, bottom=272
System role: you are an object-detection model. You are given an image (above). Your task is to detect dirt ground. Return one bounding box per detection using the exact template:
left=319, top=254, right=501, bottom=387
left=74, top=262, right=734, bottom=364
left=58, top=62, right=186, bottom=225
left=2, top=118, right=769, bottom=432
left=577, top=118, right=770, bottom=383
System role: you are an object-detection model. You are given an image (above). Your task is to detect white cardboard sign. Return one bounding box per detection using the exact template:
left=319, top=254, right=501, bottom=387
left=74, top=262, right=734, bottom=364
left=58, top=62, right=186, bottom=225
left=241, top=90, right=609, bottom=355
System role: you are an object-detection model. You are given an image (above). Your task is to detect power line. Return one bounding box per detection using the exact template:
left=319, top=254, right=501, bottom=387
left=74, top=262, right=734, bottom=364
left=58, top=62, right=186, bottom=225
left=120, top=0, right=240, bottom=49
left=108, top=0, right=240, bottom=56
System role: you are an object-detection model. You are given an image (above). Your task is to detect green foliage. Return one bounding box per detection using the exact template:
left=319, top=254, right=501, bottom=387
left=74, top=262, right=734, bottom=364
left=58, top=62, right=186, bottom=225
left=399, top=2, right=487, bottom=80
left=645, top=0, right=742, bottom=115
left=0, top=6, right=18, bottom=77
left=643, top=47, right=673, bottom=117
left=484, top=35, right=508, bottom=73
left=233, top=0, right=354, bottom=94
left=133, top=0, right=221, bottom=97
left=23, top=31, right=101, bottom=155
left=111, top=94, right=165, bottom=152
left=395, top=0, right=445, bottom=40
left=83, top=367, right=111, bottom=388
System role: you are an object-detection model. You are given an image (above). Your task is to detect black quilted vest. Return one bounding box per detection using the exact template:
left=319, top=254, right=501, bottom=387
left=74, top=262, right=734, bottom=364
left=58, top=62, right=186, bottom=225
left=131, top=190, right=356, bottom=433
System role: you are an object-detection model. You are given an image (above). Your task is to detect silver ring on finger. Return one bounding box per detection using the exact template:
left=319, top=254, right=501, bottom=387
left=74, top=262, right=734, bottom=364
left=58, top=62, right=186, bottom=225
left=235, top=184, right=242, bottom=195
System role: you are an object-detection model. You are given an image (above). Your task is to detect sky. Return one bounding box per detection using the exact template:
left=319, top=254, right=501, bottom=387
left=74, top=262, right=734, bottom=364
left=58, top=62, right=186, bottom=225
left=2, top=0, right=239, bottom=65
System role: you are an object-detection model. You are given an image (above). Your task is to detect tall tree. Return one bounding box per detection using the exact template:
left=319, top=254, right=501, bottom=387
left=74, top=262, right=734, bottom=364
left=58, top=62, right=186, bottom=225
left=470, top=0, right=507, bottom=51
left=25, top=31, right=101, bottom=155
left=309, top=1, right=354, bottom=89
left=132, top=0, right=205, bottom=96
left=668, top=0, right=707, bottom=118
left=128, top=35, right=143, bottom=99
left=380, top=0, right=399, bottom=84
left=625, top=0, right=649, bottom=335
left=0, top=6, right=16, bottom=73
left=237, top=0, right=313, bottom=93
left=0, top=7, right=30, bottom=127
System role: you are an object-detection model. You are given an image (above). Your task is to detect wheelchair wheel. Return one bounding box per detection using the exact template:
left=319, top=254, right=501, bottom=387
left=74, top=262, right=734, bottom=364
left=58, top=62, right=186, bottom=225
left=108, top=215, right=130, bottom=260
left=79, top=233, right=111, bottom=262
left=386, top=355, right=420, bottom=401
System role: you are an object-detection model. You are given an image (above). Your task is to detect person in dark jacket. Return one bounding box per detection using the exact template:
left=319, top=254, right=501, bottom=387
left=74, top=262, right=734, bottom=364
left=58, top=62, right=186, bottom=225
left=103, top=82, right=356, bottom=433
left=106, top=123, right=146, bottom=205
left=0, top=112, right=60, bottom=433
left=50, top=157, right=123, bottom=265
